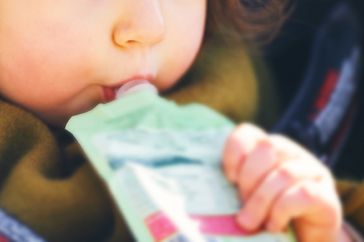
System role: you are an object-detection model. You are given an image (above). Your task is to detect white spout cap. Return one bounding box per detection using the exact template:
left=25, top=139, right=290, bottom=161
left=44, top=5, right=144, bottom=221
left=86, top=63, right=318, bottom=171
left=116, top=80, right=158, bottom=99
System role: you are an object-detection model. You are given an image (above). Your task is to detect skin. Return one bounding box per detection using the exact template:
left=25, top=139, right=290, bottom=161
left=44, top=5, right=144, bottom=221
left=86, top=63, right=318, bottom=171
left=0, top=0, right=206, bottom=126
left=223, top=123, right=351, bottom=242
left=0, top=0, right=350, bottom=241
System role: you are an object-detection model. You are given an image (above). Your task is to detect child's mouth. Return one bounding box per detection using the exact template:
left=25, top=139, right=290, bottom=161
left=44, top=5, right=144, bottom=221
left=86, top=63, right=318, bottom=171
left=103, top=87, right=117, bottom=102
left=103, top=79, right=157, bottom=103
left=115, top=80, right=157, bottom=98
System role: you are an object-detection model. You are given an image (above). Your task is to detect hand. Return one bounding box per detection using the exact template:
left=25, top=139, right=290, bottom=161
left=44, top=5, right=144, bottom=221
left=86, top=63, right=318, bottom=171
left=223, top=123, right=344, bottom=242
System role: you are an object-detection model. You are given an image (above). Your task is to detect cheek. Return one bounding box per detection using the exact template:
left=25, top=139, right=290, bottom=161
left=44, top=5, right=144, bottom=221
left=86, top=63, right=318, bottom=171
left=156, top=6, right=206, bottom=90
left=162, top=39, right=202, bottom=87
left=0, top=23, right=95, bottom=110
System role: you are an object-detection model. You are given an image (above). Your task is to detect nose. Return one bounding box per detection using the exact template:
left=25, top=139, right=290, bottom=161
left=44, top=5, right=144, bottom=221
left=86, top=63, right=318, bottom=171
left=112, top=0, right=165, bottom=48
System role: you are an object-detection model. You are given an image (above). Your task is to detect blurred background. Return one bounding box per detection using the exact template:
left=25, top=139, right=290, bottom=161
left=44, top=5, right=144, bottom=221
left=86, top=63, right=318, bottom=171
left=263, top=0, right=364, bottom=179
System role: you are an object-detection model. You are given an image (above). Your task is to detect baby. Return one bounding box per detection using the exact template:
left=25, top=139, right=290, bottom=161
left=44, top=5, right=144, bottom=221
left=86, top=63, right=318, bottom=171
left=0, top=0, right=357, bottom=241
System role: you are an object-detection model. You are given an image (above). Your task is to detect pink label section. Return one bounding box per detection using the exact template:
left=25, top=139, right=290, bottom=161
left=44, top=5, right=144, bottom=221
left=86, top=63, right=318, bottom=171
left=145, top=212, right=177, bottom=241
left=145, top=212, right=250, bottom=241
left=191, top=214, right=250, bottom=236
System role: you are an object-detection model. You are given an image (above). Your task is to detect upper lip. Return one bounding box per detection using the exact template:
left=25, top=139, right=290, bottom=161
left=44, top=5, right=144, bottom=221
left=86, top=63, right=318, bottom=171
left=102, top=74, right=155, bottom=102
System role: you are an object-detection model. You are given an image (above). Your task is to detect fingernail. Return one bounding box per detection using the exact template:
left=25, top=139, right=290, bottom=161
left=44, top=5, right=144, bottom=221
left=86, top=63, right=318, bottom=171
left=222, top=162, right=234, bottom=183
left=237, top=211, right=254, bottom=230
left=225, top=141, right=240, bottom=182
left=223, top=160, right=234, bottom=183
left=266, top=221, right=279, bottom=232
left=256, top=141, right=273, bottom=157
left=227, top=167, right=237, bottom=183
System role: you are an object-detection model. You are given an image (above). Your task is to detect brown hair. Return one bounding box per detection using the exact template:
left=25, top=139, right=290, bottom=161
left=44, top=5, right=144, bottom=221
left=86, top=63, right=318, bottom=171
left=206, top=0, right=290, bottom=44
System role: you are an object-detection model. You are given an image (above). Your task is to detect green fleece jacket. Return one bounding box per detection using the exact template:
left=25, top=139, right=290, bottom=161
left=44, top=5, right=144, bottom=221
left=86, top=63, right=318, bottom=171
left=0, top=38, right=362, bottom=242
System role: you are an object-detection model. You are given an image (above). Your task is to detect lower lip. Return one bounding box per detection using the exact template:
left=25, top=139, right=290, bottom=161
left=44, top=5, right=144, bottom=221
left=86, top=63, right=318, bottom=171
left=103, top=75, right=155, bottom=102
left=103, top=87, right=116, bottom=102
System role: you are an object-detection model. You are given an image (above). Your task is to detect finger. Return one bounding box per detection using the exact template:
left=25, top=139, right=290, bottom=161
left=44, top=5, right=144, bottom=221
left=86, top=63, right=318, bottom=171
left=237, top=141, right=278, bottom=199
left=269, top=134, right=317, bottom=161
left=269, top=134, right=335, bottom=194
left=266, top=179, right=340, bottom=233
left=266, top=180, right=318, bottom=232
left=237, top=136, right=327, bottom=200
left=237, top=160, right=317, bottom=231
left=223, top=123, right=267, bottom=183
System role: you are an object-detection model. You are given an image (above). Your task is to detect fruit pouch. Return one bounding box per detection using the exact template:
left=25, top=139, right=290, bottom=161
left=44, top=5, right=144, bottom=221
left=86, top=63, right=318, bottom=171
left=66, top=85, right=296, bottom=242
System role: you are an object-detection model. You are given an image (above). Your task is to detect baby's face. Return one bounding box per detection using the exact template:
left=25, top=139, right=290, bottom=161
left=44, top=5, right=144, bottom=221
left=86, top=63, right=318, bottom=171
left=0, top=0, right=206, bottom=126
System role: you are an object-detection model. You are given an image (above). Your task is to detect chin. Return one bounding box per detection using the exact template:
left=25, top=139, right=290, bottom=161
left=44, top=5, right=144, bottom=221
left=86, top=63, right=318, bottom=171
left=37, top=109, right=79, bottom=128
left=41, top=103, right=100, bottom=127
left=40, top=114, right=69, bottom=128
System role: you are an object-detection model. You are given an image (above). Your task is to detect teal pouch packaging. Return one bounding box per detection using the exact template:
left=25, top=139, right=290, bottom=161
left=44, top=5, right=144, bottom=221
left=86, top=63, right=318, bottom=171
left=66, top=82, right=296, bottom=242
